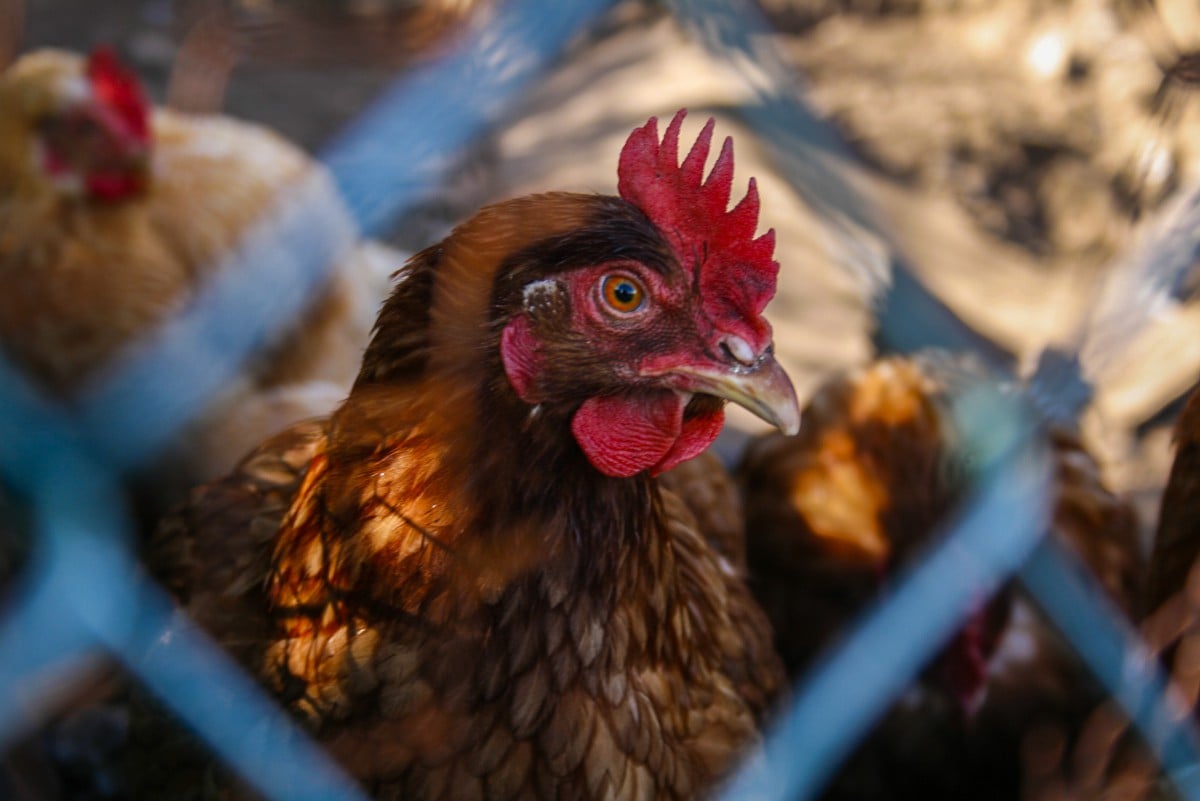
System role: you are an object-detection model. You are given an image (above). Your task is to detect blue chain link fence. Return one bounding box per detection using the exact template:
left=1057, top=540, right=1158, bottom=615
left=2, top=1, right=1199, bottom=799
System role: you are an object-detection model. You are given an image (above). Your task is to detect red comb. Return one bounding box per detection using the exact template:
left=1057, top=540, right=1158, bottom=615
left=86, top=46, right=150, bottom=143
left=617, top=110, right=778, bottom=344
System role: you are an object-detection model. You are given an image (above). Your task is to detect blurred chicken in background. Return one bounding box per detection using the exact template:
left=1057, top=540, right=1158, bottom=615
left=0, top=42, right=403, bottom=801
left=1141, top=381, right=1200, bottom=728
left=1016, top=374, right=1200, bottom=801
left=0, top=46, right=401, bottom=517
left=1147, top=385, right=1200, bottom=625
left=736, top=352, right=1144, bottom=801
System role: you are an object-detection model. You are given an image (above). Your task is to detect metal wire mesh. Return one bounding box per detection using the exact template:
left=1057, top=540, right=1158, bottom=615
left=2, top=1, right=1200, bottom=799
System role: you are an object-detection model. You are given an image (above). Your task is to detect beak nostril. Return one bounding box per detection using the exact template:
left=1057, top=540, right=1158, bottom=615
left=721, top=334, right=757, bottom=367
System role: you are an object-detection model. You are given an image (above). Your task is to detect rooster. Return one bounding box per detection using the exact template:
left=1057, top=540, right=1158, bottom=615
left=0, top=47, right=397, bottom=507
left=736, top=352, right=1142, bottom=800
left=131, top=109, right=798, bottom=800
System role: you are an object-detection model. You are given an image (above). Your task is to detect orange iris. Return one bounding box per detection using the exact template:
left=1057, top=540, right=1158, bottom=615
left=601, top=274, right=644, bottom=313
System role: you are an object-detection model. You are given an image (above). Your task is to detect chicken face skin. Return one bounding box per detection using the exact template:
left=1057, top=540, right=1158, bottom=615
left=494, top=197, right=797, bottom=479
left=5, top=48, right=151, bottom=202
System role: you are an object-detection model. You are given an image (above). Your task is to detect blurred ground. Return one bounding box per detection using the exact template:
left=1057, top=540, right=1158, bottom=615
left=11, top=0, right=1200, bottom=528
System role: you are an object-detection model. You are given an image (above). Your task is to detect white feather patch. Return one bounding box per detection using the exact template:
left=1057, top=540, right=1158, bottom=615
left=522, top=278, right=560, bottom=314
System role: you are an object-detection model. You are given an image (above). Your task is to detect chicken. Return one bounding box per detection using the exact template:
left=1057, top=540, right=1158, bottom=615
left=1012, top=384, right=1200, bottom=800
left=1143, top=381, right=1200, bottom=714
left=0, top=47, right=397, bottom=507
left=735, top=352, right=1143, bottom=800
left=131, top=109, right=798, bottom=800
left=1145, top=386, right=1200, bottom=623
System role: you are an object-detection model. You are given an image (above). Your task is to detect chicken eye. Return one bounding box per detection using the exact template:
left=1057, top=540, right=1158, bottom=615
left=601, top=274, right=645, bottom=314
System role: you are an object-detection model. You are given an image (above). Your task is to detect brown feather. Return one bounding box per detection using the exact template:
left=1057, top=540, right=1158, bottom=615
left=1146, top=387, right=1200, bottom=617
left=737, top=352, right=1143, bottom=801
left=1012, top=381, right=1200, bottom=801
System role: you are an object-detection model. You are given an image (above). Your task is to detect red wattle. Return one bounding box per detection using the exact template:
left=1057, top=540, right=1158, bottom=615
left=650, top=404, right=724, bottom=476
left=572, top=392, right=684, bottom=477
left=86, top=170, right=144, bottom=201
left=572, top=392, right=725, bottom=477
left=936, top=605, right=991, bottom=716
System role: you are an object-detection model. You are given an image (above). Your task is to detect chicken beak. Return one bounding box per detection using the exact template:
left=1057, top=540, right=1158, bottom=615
left=674, top=354, right=801, bottom=435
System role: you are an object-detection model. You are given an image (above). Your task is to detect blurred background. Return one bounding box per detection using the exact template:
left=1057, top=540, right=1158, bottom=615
left=8, top=0, right=1200, bottom=508
left=13, top=0, right=1198, bottom=518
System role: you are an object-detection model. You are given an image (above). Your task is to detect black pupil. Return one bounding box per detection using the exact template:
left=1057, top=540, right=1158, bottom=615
left=613, top=281, right=637, bottom=306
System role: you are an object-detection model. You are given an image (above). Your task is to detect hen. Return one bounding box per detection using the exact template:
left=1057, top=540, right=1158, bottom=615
left=0, top=47, right=396, bottom=505
left=132, top=110, right=798, bottom=800
left=1143, top=381, right=1200, bottom=717
left=1017, top=379, right=1200, bottom=800
left=1146, top=386, right=1200, bottom=623
left=736, top=352, right=1142, bottom=800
